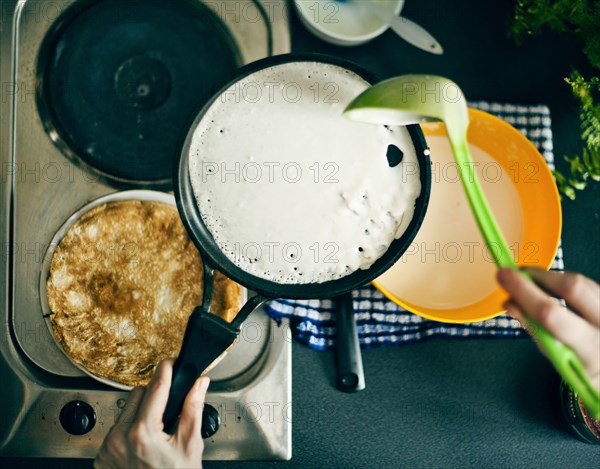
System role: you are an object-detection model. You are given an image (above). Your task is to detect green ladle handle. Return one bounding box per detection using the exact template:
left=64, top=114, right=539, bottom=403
left=533, top=321, right=600, bottom=419
left=450, top=138, right=600, bottom=419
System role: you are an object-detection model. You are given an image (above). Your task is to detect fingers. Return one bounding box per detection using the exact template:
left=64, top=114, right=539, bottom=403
left=525, top=268, right=600, bottom=327
left=497, top=268, right=598, bottom=365
left=96, top=358, right=209, bottom=468
left=176, top=377, right=210, bottom=449
left=95, top=432, right=125, bottom=469
left=115, top=387, right=145, bottom=429
left=504, top=300, right=525, bottom=324
left=136, top=358, right=175, bottom=431
left=94, top=386, right=145, bottom=469
left=504, top=300, right=551, bottom=358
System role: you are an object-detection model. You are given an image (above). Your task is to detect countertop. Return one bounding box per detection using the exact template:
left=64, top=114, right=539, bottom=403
left=4, top=0, right=599, bottom=468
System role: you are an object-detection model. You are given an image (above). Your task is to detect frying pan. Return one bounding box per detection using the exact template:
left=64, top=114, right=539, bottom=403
left=163, top=54, right=431, bottom=433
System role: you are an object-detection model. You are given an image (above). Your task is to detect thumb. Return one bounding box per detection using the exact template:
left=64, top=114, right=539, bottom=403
left=176, top=377, right=210, bottom=447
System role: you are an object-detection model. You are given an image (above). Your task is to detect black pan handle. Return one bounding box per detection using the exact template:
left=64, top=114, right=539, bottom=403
left=163, top=262, right=218, bottom=433
left=334, top=293, right=365, bottom=393
left=162, top=293, right=266, bottom=434
left=162, top=307, right=238, bottom=434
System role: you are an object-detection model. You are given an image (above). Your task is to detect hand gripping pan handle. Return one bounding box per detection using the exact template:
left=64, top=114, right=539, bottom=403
left=162, top=294, right=265, bottom=434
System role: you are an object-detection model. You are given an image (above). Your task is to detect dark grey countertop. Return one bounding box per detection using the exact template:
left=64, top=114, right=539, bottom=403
left=3, top=0, right=599, bottom=468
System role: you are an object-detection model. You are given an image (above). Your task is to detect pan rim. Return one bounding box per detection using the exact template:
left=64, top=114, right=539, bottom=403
left=175, top=53, right=432, bottom=299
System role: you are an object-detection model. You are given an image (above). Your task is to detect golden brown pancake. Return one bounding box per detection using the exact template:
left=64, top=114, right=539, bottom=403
left=46, top=200, right=242, bottom=387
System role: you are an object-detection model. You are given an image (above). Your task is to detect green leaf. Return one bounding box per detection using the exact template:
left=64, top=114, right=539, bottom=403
left=510, top=3, right=600, bottom=199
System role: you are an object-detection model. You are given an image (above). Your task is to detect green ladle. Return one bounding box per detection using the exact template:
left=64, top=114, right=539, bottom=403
left=344, top=75, right=600, bottom=418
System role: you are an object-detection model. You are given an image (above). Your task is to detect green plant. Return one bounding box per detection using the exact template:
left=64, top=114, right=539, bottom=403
left=553, top=73, right=600, bottom=199
left=510, top=0, right=600, bottom=199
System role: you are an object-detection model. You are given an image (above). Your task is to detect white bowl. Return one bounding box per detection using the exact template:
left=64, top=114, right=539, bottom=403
left=294, top=0, right=404, bottom=46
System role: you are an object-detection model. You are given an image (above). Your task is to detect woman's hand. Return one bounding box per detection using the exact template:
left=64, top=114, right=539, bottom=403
left=497, top=267, right=600, bottom=392
left=94, top=358, right=209, bottom=469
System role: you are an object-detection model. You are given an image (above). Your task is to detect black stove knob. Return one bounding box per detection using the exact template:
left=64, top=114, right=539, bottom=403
left=201, top=404, right=220, bottom=439
left=60, top=401, right=97, bottom=435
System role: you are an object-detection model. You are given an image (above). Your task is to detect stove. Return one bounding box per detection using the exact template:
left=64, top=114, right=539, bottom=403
left=0, top=0, right=292, bottom=460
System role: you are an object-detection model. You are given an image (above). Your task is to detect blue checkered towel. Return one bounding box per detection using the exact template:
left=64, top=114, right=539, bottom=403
left=266, top=101, right=565, bottom=351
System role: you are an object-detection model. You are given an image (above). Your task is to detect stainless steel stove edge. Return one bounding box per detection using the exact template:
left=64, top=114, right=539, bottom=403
left=0, top=313, right=292, bottom=460
left=0, top=0, right=20, bottom=452
left=0, top=0, right=292, bottom=460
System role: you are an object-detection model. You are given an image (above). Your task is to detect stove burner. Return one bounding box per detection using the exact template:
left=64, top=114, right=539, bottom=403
left=114, top=56, right=172, bottom=111
left=38, top=0, right=241, bottom=184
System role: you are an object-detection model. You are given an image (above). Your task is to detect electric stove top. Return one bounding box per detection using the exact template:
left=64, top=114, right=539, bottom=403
left=0, top=0, right=292, bottom=460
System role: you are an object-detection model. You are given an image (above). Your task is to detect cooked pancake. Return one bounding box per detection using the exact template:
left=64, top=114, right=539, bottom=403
left=46, top=200, right=242, bottom=387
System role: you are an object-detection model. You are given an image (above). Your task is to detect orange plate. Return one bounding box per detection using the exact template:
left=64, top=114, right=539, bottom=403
left=372, top=108, right=562, bottom=323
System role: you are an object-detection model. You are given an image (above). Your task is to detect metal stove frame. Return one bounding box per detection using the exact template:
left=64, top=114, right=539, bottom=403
left=0, top=0, right=292, bottom=460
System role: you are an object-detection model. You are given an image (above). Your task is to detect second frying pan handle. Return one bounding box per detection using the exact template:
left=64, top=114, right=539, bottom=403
left=231, top=294, right=267, bottom=329
left=334, top=293, right=366, bottom=393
